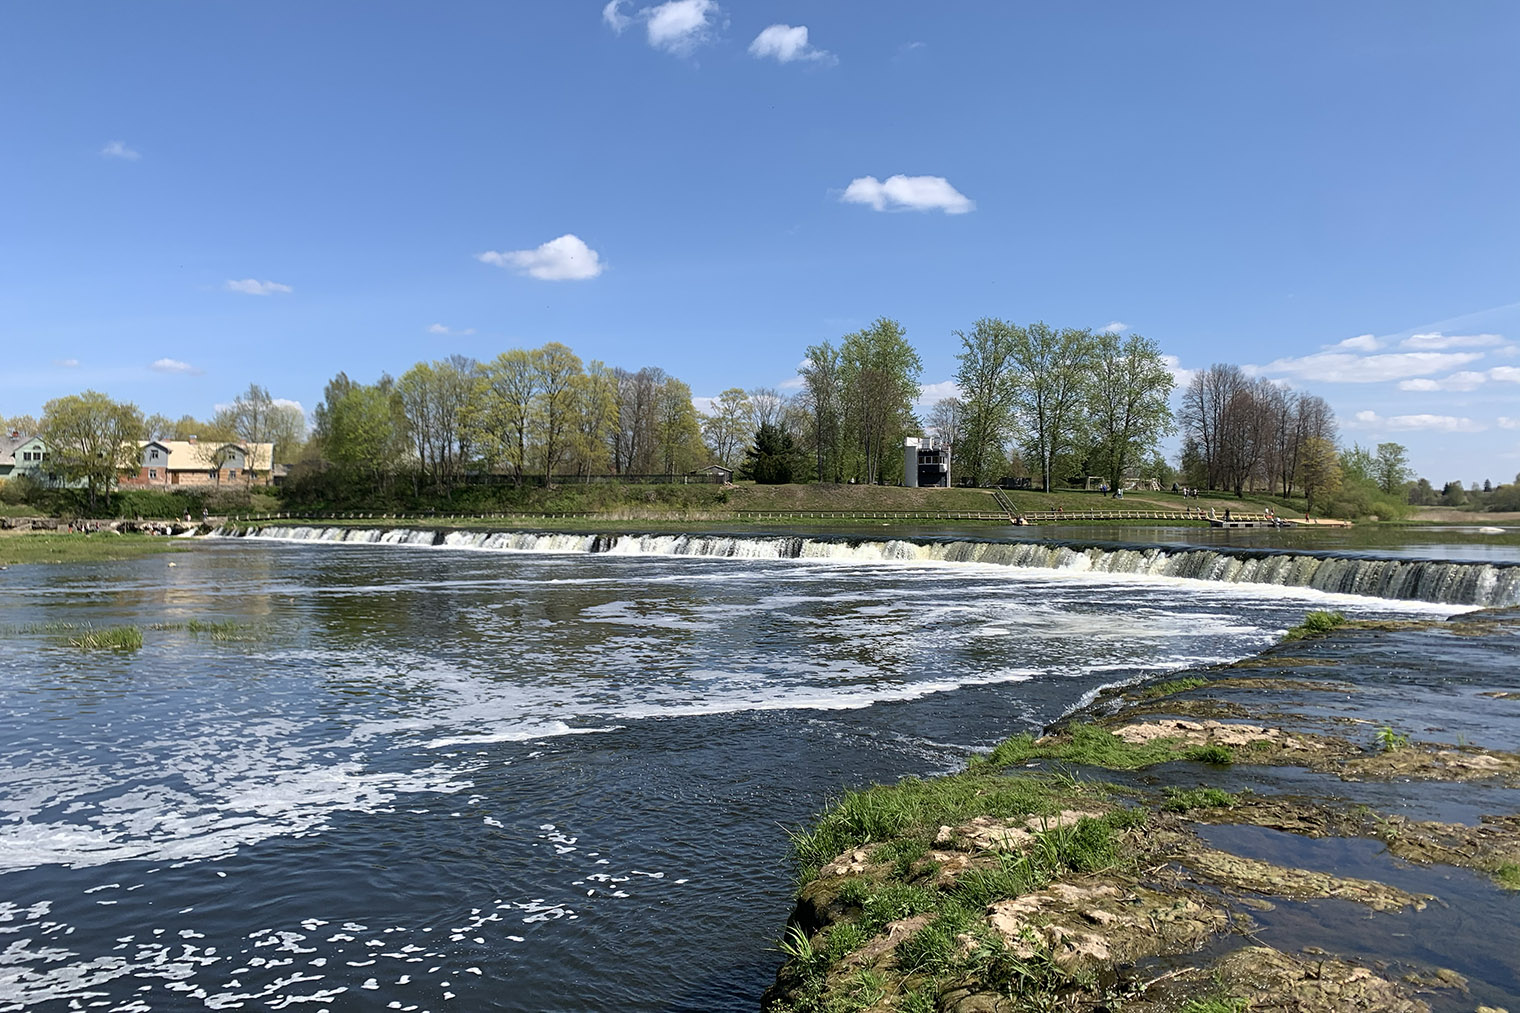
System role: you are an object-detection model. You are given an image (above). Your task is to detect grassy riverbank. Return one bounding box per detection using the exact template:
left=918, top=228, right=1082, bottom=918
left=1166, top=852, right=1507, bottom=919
left=0, top=530, right=195, bottom=566
left=764, top=610, right=1520, bottom=1012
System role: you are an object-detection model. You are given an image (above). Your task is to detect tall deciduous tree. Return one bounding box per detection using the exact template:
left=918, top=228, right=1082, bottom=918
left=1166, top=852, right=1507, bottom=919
left=530, top=342, right=583, bottom=480
left=953, top=317, right=1019, bottom=487
left=925, top=397, right=965, bottom=448
left=39, top=390, right=144, bottom=511
left=213, top=384, right=277, bottom=483
left=469, top=349, right=538, bottom=483
left=1299, top=437, right=1341, bottom=515
left=798, top=342, right=843, bottom=483
left=701, top=387, right=753, bottom=468
left=839, top=318, right=921, bottom=484
left=1010, top=323, right=1095, bottom=493
left=1374, top=442, right=1412, bottom=494
left=569, top=361, right=617, bottom=477
left=1087, top=332, right=1174, bottom=491
left=654, top=377, right=706, bottom=473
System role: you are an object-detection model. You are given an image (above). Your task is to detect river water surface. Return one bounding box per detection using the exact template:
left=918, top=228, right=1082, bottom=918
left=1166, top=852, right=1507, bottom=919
left=0, top=533, right=1496, bottom=1011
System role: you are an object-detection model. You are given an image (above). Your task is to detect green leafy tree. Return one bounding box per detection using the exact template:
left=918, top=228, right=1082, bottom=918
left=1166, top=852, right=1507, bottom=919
left=1010, top=322, right=1095, bottom=492
left=953, top=317, right=1019, bottom=486
left=1088, top=332, right=1175, bottom=492
left=701, top=387, right=754, bottom=469
left=1373, top=442, right=1412, bottom=494
left=839, top=318, right=922, bottom=484
left=798, top=341, right=843, bottom=483
left=655, top=377, right=706, bottom=473
left=39, top=390, right=144, bottom=512
left=530, top=342, right=584, bottom=480
left=1299, top=437, right=1342, bottom=515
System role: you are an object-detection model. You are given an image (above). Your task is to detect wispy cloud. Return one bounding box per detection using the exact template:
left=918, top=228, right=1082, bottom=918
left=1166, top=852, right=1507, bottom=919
left=427, top=323, right=476, bottom=336
left=1488, top=366, right=1520, bottom=383
left=841, top=175, right=974, bottom=214
left=605, top=0, right=723, bottom=56
left=101, top=140, right=140, bottom=161
left=478, top=234, right=605, bottom=281
left=1101, top=321, right=1128, bottom=334
left=225, top=278, right=293, bottom=296
left=1498, top=417, right=1520, bottom=430
left=1250, top=349, right=1482, bottom=383
left=749, top=24, right=834, bottom=64
left=151, top=358, right=203, bottom=376
left=1397, top=371, right=1488, bottom=392
left=918, top=380, right=962, bottom=405
left=1332, top=333, right=1382, bottom=352
left=1399, top=332, right=1505, bottom=351
left=54, top=358, right=80, bottom=368
left=1352, top=410, right=1484, bottom=433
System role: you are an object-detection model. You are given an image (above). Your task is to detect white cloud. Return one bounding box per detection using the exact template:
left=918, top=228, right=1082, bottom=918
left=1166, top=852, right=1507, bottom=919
left=1101, top=321, right=1128, bottom=334
left=101, top=140, right=140, bottom=161
left=477, top=234, right=605, bottom=281
left=151, top=358, right=202, bottom=376
left=917, top=380, right=962, bottom=405
left=1160, top=354, right=1196, bottom=388
left=778, top=375, right=806, bottom=390
left=1399, top=331, right=1505, bottom=351
left=602, top=0, right=632, bottom=32
left=1397, top=371, right=1488, bottom=392
left=1351, top=410, right=1484, bottom=433
left=225, top=278, right=293, bottom=296
left=841, top=175, right=974, bottom=215
left=54, top=358, right=80, bottom=368
left=427, top=323, right=475, bottom=336
left=749, top=24, right=833, bottom=64
left=1489, top=366, right=1520, bottom=383
left=605, top=0, right=721, bottom=55
left=1251, top=350, right=1483, bottom=383
left=1332, top=333, right=1382, bottom=352
left=691, top=395, right=717, bottom=415
left=1498, top=417, right=1520, bottom=430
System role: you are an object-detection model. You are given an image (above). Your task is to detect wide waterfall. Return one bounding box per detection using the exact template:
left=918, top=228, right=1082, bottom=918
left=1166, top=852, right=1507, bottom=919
left=228, top=525, right=1520, bottom=607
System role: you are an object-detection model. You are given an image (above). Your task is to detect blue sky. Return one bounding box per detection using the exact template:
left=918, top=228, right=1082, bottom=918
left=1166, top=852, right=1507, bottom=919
left=2, top=2, right=1517, bottom=484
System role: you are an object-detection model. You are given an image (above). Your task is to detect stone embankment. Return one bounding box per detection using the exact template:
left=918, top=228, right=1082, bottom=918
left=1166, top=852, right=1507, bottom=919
left=765, top=609, right=1520, bottom=1013
left=1, top=515, right=214, bottom=535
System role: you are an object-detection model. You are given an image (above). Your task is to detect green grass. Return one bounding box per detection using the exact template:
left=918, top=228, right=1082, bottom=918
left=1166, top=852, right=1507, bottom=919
left=981, top=724, right=1234, bottom=771
left=67, top=625, right=143, bottom=650
left=1374, top=726, right=1410, bottom=752
left=1140, top=676, right=1209, bottom=698
left=1282, top=609, right=1349, bottom=641
left=1161, top=786, right=1242, bottom=812
left=0, top=531, right=195, bottom=566
left=1493, top=863, right=1520, bottom=890
left=789, top=769, right=1089, bottom=883
left=1180, top=998, right=1248, bottom=1013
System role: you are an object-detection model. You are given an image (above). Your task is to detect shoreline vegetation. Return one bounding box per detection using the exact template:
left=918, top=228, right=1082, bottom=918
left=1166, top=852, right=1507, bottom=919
left=763, top=609, right=1520, bottom=1013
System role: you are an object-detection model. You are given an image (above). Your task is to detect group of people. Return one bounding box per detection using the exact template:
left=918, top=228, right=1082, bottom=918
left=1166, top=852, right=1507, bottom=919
left=1171, top=483, right=1203, bottom=498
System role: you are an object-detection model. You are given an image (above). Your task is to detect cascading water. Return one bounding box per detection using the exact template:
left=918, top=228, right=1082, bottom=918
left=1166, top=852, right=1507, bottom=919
left=228, top=525, right=1520, bottom=607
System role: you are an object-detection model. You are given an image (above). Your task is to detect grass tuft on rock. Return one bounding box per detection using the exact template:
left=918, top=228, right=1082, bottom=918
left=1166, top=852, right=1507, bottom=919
left=982, top=724, right=1235, bottom=772
left=67, top=625, right=143, bottom=650
left=1283, top=610, right=1349, bottom=642
left=1141, top=676, right=1208, bottom=698
left=1162, top=786, right=1242, bottom=812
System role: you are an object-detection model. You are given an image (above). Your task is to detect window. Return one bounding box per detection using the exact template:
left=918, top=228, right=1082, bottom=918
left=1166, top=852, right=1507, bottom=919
left=229, top=469, right=238, bottom=477
left=150, top=449, right=160, bottom=460
left=149, top=469, right=158, bottom=479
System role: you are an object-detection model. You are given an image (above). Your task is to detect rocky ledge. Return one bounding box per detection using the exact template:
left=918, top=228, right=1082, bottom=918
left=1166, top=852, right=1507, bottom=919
left=764, top=609, right=1520, bottom=1013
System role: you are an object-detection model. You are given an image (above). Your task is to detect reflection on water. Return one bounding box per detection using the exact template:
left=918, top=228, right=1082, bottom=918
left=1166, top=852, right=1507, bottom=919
left=0, top=540, right=1470, bottom=1011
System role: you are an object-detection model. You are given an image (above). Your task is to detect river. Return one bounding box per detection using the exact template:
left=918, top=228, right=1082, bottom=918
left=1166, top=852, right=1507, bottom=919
left=0, top=528, right=1507, bottom=1011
